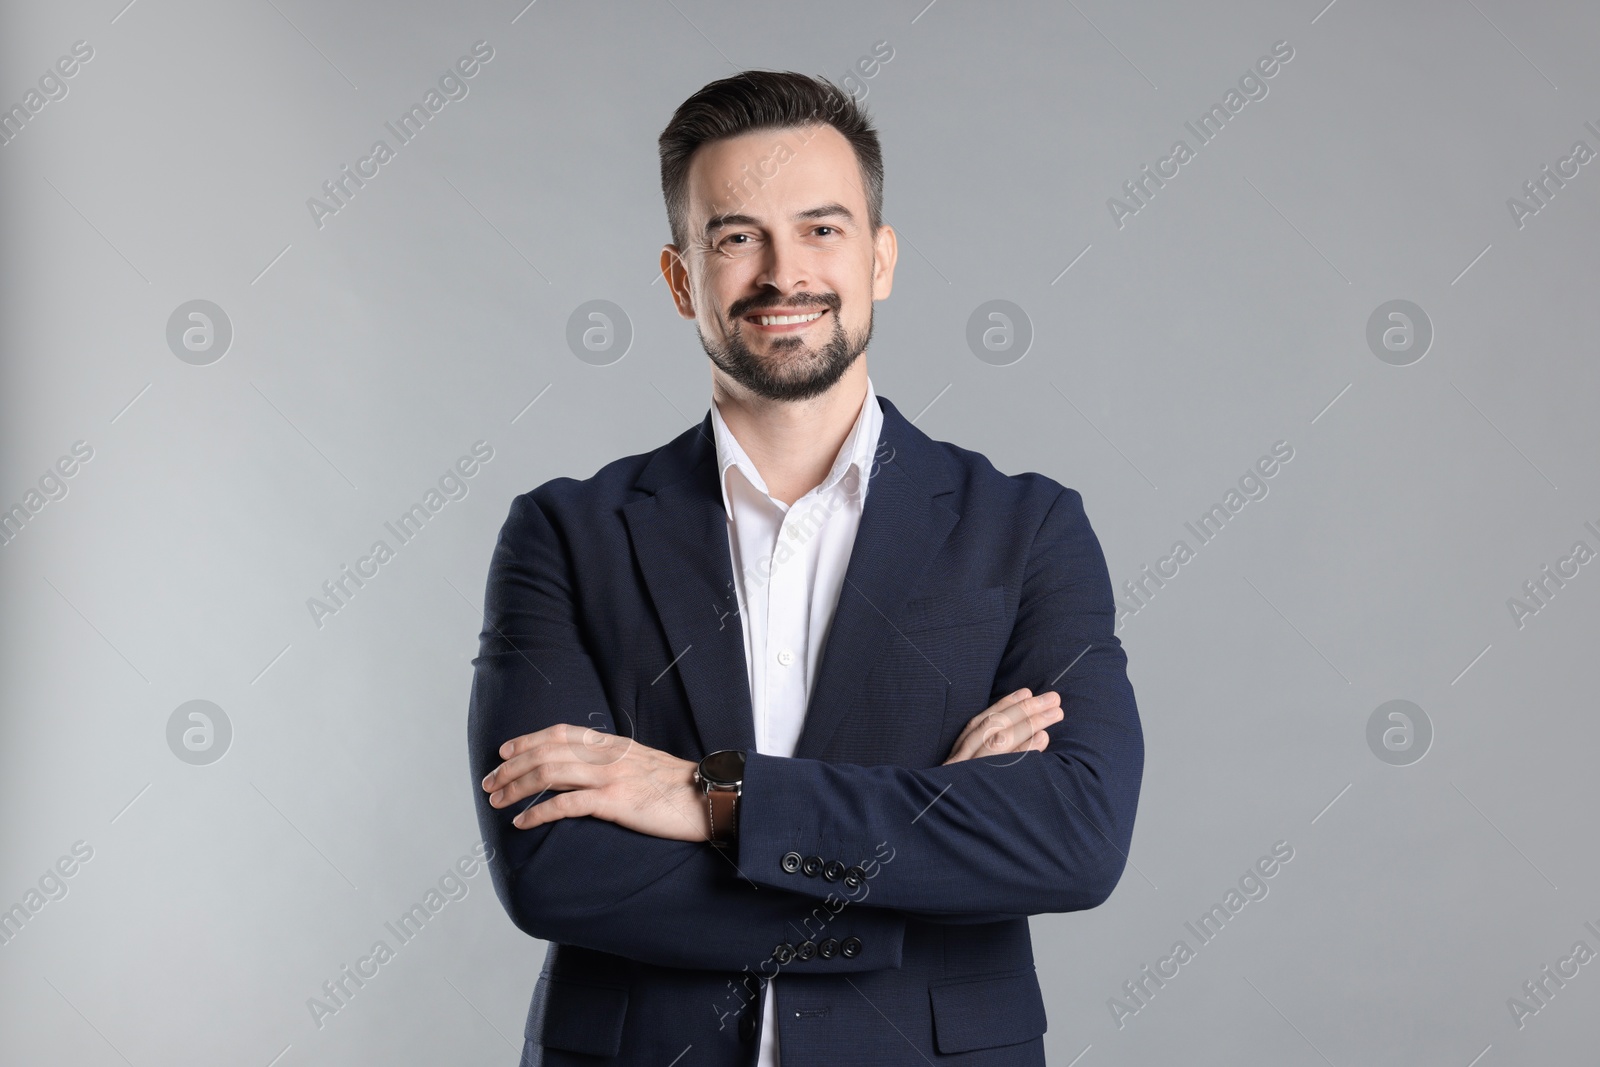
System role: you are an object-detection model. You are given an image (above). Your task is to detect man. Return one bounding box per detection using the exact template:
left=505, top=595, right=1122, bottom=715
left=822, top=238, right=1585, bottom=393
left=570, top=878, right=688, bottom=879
left=469, top=71, right=1143, bottom=1065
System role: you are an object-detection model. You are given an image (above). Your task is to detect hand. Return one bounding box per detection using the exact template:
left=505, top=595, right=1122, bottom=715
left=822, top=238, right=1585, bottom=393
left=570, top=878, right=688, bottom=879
left=942, top=688, right=1063, bottom=765
left=481, top=724, right=713, bottom=843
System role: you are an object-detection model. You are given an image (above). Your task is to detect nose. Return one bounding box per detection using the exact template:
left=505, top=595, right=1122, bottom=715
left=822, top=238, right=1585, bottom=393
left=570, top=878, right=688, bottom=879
left=752, top=229, right=813, bottom=296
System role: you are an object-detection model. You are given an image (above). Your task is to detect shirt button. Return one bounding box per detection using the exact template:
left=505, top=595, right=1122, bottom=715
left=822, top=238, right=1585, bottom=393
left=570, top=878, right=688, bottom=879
left=776, top=648, right=795, bottom=667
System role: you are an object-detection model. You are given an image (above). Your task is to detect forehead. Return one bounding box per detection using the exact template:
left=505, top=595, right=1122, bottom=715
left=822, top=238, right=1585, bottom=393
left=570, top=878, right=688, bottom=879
left=684, top=123, right=866, bottom=224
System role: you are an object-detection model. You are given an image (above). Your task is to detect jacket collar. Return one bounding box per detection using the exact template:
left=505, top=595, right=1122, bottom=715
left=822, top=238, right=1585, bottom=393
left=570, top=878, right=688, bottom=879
left=623, top=392, right=960, bottom=760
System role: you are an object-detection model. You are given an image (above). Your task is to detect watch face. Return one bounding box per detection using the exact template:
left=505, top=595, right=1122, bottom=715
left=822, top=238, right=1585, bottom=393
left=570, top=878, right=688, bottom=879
left=700, top=749, right=746, bottom=788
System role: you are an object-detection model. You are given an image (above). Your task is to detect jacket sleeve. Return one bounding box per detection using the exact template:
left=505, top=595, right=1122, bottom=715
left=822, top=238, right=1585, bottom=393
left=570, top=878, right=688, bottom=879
left=467, top=491, right=907, bottom=972
left=734, top=486, right=1144, bottom=917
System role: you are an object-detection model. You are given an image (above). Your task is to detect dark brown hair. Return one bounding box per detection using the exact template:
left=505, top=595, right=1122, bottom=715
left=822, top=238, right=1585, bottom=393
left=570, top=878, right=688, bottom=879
left=657, top=70, right=885, bottom=253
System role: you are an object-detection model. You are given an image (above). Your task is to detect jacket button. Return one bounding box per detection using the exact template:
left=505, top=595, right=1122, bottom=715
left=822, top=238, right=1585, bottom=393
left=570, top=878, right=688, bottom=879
left=773, top=941, right=795, bottom=964
left=842, top=864, right=866, bottom=889
left=780, top=851, right=802, bottom=874
left=801, top=855, right=823, bottom=877
left=739, top=1009, right=757, bottom=1041
left=840, top=936, right=862, bottom=958
left=822, top=859, right=846, bottom=881
left=796, top=939, right=816, bottom=960
left=818, top=937, right=838, bottom=959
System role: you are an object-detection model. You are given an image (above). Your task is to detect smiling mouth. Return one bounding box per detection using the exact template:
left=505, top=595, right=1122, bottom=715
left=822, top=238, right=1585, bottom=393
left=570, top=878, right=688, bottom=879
left=743, top=308, right=828, bottom=329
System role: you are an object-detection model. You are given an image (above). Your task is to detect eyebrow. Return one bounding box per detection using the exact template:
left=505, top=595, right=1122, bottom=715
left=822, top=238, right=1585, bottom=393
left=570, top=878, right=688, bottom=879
left=702, top=202, right=856, bottom=238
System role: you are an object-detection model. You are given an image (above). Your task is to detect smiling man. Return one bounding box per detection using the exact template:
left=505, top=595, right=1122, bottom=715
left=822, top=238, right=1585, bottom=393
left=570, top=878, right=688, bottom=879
left=468, top=71, right=1143, bottom=1066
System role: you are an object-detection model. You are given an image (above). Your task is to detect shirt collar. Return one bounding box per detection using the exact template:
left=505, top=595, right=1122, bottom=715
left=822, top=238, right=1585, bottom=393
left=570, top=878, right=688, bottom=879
left=709, top=376, right=882, bottom=516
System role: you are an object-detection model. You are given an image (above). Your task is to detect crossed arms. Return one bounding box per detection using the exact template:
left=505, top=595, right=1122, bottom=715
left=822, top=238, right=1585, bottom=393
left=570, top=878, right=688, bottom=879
left=466, top=485, right=1144, bottom=972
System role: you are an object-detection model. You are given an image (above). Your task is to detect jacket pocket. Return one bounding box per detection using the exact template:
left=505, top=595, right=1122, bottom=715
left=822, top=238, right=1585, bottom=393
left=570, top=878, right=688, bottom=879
left=927, top=968, right=1047, bottom=1054
left=899, top=584, right=1006, bottom=635
left=527, top=974, right=629, bottom=1057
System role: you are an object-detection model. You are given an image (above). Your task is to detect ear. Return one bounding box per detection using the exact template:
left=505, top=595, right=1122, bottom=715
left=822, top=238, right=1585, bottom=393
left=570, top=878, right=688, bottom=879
left=660, top=246, right=695, bottom=319
left=870, top=223, right=897, bottom=302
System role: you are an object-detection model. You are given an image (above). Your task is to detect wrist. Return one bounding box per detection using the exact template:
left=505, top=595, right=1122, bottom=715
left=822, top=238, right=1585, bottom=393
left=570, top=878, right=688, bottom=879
left=694, top=749, right=745, bottom=849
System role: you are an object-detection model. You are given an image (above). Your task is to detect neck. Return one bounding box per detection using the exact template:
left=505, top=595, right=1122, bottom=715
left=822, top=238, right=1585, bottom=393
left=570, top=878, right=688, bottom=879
left=712, top=360, right=869, bottom=507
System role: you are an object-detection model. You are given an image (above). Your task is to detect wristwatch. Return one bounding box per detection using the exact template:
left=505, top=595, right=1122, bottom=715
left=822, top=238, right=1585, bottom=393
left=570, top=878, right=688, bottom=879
left=693, top=749, right=745, bottom=849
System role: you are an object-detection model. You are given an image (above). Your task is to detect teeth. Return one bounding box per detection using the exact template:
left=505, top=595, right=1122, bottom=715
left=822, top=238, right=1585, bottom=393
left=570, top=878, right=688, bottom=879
left=754, top=311, right=824, bottom=326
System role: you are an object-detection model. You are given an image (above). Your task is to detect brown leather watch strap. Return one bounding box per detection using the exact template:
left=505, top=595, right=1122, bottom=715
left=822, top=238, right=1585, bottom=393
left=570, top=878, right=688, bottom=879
left=707, top=787, right=738, bottom=848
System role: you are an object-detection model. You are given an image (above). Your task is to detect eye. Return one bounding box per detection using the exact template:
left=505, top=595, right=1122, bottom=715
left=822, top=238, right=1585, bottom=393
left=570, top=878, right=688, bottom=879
left=814, top=226, right=837, bottom=236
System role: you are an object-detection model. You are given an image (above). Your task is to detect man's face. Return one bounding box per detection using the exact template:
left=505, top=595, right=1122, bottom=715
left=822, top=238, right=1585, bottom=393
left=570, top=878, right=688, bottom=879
left=661, top=123, right=897, bottom=403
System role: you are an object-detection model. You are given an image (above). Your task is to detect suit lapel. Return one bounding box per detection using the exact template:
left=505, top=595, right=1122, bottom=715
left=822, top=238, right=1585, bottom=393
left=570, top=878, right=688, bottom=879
left=624, top=420, right=757, bottom=757
left=624, top=394, right=959, bottom=761
left=792, top=397, right=959, bottom=759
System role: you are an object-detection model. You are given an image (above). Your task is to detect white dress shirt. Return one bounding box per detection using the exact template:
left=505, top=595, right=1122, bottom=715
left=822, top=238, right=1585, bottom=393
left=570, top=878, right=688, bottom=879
left=708, top=375, right=883, bottom=1066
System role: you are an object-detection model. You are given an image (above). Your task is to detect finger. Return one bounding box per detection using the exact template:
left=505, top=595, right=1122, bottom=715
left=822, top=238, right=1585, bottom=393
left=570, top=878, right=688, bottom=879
left=495, top=724, right=646, bottom=802
left=486, top=748, right=609, bottom=809
left=952, top=689, right=1033, bottom=750
left=944, top=690, right=1060, bottom=764
left=483, top=738, right=556, bottom=794
left=1015, top=694, right=1063, bottom=732
left=497, top=730, right=555, bottom=764
left=484, top=726, right=620, bottom=794
left=975, top=697, right=1062, bottom=758
left=975, top=690, right=1058, bottom=733
left=978, top=719, right=1024, bottom=754
left=499, top=723, right=588, bottom=764
left=497, top=727, right=557, bottom=761
left=958, top=692, right=1059, bottom=759
left=952, top=708, right=1022, bottom=763
left=1026, top=702, right=1065, bottom=738
left=512, top=786, right=596, bottom=829
left=950, top=711, right=1024, bottom=764
left=496, top=721, right=617, bottom=762
left=1005, top=710, right=1062, bottom=757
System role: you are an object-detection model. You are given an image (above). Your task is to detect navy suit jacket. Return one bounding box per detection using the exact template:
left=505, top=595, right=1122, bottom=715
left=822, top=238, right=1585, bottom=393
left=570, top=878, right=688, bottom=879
left=466, top=392, right=1143, bottom=1065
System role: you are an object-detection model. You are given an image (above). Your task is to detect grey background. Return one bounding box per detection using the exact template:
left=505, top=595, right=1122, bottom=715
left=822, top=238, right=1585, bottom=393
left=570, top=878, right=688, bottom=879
left=2, top=0, right=1597, bottom=1063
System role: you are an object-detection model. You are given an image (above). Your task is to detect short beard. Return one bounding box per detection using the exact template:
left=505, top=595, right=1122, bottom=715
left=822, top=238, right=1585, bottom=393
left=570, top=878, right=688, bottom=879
left=699, top=294, right=872, bottom=403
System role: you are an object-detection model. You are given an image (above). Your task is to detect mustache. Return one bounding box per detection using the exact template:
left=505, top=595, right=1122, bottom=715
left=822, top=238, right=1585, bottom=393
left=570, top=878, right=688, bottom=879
left=732, top=294, right=838, bottom=318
